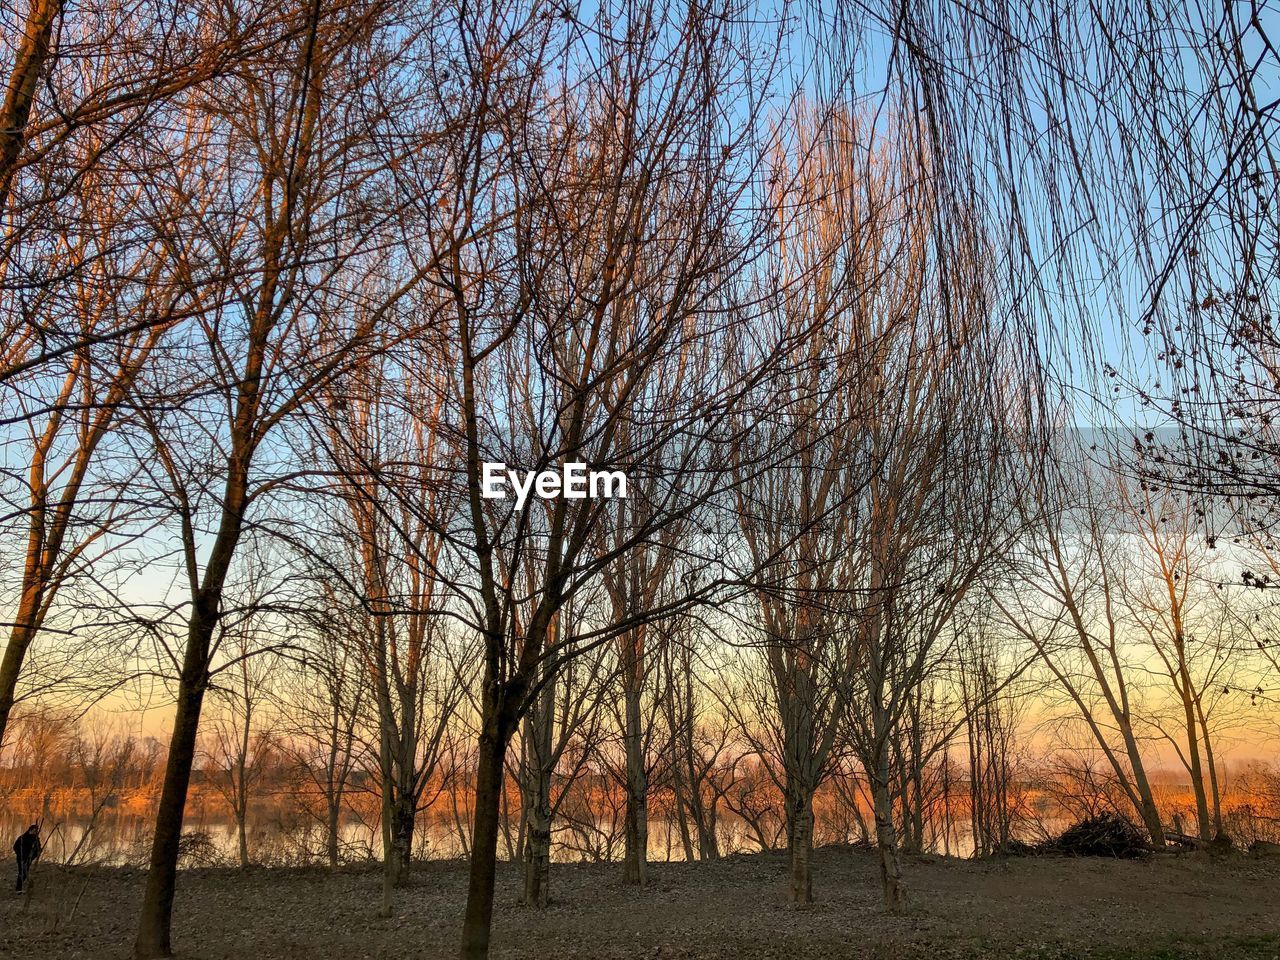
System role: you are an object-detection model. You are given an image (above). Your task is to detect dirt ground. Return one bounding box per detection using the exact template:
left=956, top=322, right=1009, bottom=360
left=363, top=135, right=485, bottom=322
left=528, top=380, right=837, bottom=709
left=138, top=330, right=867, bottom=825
left=2, top=847, right=1277, bottom=959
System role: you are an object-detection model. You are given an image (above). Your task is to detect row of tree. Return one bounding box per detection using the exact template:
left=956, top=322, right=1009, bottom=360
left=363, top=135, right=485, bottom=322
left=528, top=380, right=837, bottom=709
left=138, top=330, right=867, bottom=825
left=2, top=0, right=1276, bottom=959
left=8, top=694, right=1280, bottom=874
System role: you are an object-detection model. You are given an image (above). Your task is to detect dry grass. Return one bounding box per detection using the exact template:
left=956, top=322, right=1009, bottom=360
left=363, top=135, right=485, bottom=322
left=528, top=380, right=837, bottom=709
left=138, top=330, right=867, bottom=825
left=2, top=847, right=1278, bottom=959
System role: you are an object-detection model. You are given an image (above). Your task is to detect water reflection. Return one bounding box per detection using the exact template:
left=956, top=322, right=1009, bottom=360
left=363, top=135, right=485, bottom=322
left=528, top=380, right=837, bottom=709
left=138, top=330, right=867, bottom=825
left=0, top=809, right=983, bottom=867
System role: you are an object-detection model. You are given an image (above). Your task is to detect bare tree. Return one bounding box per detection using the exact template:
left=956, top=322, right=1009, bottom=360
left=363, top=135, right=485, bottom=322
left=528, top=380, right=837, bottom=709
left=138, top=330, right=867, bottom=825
left=1, top=1, right=309, bottom=381
left=660, top=632, right=735, bottom=862
left=1117, top=478, right=1240, bottom=840
left=994, top=443, right=1167, bottom=846
left=597, top=368, right=694, bottom=884
left=276, top=582, right=367, bottom=867
left=957, top=625, right=1029, bottom=857
left=63, top=721, right=138, bottom=866
left=202, top=601, right=278, bottom=870
left=517, top=598, right=611, bottom=907
left=128, top=2, right=440, bottom=952
left=410, top=1, right=779, bottom=953
left=0, top=111, right=201, bottom=746
left=317, top=345, right=470, bottom=915
left=825, top=145, right=1010, bottom=909
left=728, top=103, right=982, bottom=906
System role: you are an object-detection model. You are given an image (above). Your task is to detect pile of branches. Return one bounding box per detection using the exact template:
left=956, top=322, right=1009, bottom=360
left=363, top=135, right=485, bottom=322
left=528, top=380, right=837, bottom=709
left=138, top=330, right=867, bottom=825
left=1048, top=813, right=1150, bottom=857
left=1004, top=813, right=1151, bottom=858
left=176, top=830, right=226, bottom=868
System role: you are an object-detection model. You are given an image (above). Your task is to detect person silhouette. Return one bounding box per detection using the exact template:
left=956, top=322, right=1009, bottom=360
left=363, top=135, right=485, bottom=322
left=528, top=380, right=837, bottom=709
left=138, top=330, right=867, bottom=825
left=13, top=824, right=40, bottom=892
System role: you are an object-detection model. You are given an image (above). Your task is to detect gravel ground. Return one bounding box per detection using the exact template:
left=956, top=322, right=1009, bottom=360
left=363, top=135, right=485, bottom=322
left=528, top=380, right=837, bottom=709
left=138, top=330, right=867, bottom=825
left=2, top=847, right=1278, bottom=959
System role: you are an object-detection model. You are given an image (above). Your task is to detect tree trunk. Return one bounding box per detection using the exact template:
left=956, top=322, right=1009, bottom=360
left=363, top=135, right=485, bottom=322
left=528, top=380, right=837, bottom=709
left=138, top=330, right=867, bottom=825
left=907, top=726, right=925, bottom=855
left=1178, top=677, right=1212, bottom=840
left=623, top=785, right=648, bottom=881
left=379, top=788, right=415, bottom=916
left=0, top=0, right=62, bottom=210
left=621, top=675, right=647, bottom=884
left=673, top=790, right=696, bottom=862
left=870, top=762, right=905, bottom=911
left=326, top=798, right=341, bottom=868
left=784, top=778, right=814, bottom=905
left=237, top=810, right=249, bottom=870
left=460, top=725, right=507, bottom=960
left=669, top=668, right=703, bottom=862
left=1194, top=695, right=1224, bottom=836
left=0, top=473, right=53, bottom=747
left=691, top=783, right=720, bottom=861
left=379, top=784, right=395, bottom=917
left=668, top=729, right=694, bottom=861
left=0, top=619, right=37, bottom=749
left=869, top=698, right=906, bottom=913
left=133, top=614, right=213, bottom=958
left=521, top=673, right=554, bottom=906
left=522, top=797, right=551, bottom=907
left=392, top=797, right=415, bottom=882
left=893, top=734, right=922, bottom=855
left=1113, top=713, right=1166, bottom=846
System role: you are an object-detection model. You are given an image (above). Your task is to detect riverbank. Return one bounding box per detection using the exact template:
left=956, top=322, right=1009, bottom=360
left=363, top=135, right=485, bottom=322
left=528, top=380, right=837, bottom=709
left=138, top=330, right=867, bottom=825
left=2, top=846, right=1277, bottom=958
